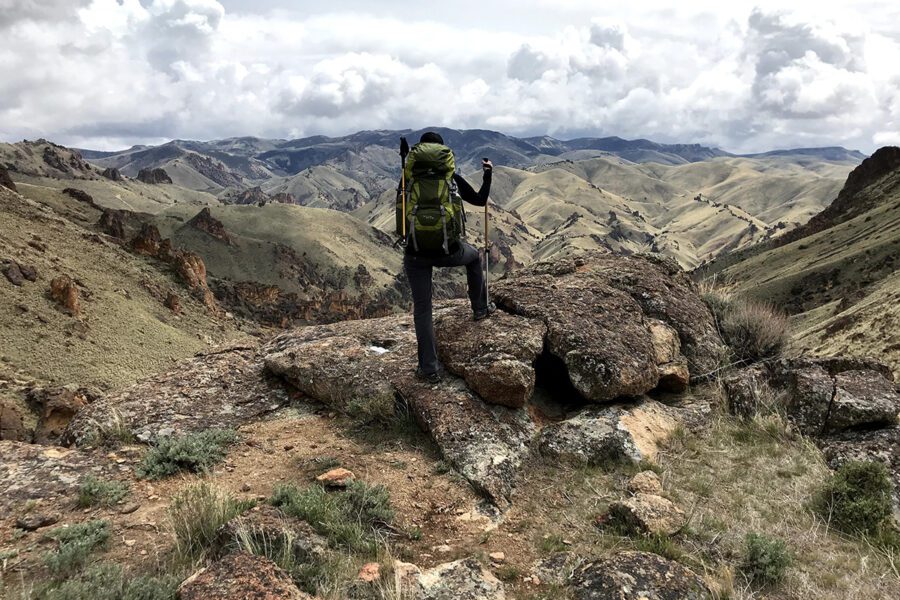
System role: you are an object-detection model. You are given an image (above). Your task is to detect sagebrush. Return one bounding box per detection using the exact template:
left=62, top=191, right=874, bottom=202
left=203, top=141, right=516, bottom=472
left=168, top=481, right=253, bottom=562
left=740, top=532, right=791, bottom=587
left=137, top=429, right=238, bottom=479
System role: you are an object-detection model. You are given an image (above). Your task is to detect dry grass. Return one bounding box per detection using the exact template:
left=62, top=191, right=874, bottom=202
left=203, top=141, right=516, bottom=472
left=661, top=412, right=900, bottom=599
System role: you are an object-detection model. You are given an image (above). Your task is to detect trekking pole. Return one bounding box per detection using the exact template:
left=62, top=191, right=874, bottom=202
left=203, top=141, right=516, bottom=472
left=399, top=137, right=410, bottom=246
left=482, top=158, right=490, bottom=306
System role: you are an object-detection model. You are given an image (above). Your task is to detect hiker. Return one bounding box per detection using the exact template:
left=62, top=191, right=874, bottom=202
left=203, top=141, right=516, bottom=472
left=397, top=131, right=495, bottom=383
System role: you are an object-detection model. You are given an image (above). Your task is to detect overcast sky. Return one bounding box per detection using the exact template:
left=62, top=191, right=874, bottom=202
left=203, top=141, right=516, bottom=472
left=1, top=0, right=899, bottom=153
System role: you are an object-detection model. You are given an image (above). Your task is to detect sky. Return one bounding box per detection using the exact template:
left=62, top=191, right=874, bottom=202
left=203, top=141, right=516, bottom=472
left=1, top=0, right=899, bottom=153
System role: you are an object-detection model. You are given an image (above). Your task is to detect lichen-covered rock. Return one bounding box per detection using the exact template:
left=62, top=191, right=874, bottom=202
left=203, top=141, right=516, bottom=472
left=0, top=441, right=126, bottom=513
left=723, top=357, right=899, bottom=436
left=65, top=343, right=291, bottom=446
left=26, top=386, right=96, bottom=445
left=604, top=493, right=686, bottom=536
left=178, top=552, right=311, bottom=600
left=399, top=557, right=506, bottom=600
left=538, top=399, right=679, bottom=465
left=571, top=551, right=710, bottom=599
left=264, top=309, right=534, bottom=508
left=493, top=251, right=725, bottom=402
left=434, top=303, right=545, bottom=408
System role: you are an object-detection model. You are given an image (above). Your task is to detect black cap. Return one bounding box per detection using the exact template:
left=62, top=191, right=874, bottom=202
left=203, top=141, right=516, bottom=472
left=419, top=131, right=444, bottom=144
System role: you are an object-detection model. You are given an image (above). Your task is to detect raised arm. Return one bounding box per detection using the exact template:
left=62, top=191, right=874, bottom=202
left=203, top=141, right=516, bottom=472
left=453, top=160, right=492, bottom=207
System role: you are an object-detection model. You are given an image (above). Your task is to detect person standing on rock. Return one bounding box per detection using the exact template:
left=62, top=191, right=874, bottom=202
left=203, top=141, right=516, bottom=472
left=397, top=131, right=495, bottom=384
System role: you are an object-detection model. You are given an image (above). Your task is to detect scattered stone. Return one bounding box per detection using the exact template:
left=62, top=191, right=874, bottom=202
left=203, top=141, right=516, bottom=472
left=3, top=261, right=35, bottom=286
left=530, top=553, right=574, bottom=587
left=539, top=399, right=679, bottom=465
left=358, top=562, right=381, bottom=583
left=49, top=275, right=80, bottom=316
left=603, top=493, right=686, bottom=536
left=15, top=513, right=59, bottom=531
left=316, top=467, right=355, bottom=487
left=178, top=552, right=311, bottom=600
left=571, top=551, right=709, bottom=599
left=627, top=471, right=663, bottom=496
left=136, top=168, right=172, bottom=184
left=0, top=164, right=16, bottom=192
left=240, top=482, right=251, bottom=493
left=119, top=503, right=140, bottom=515
left=489, top=552, right=506, bottom=563
left=164, top=291, right=181, bottom=313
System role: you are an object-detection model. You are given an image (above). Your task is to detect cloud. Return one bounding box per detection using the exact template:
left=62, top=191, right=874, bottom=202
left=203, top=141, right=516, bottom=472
left=0, top=1, right=898, bottom=153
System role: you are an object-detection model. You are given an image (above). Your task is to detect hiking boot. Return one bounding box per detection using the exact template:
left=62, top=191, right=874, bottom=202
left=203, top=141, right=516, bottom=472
left=473, top=302, right=497, bottom=321
left=415, top=368, right=442, bottom=384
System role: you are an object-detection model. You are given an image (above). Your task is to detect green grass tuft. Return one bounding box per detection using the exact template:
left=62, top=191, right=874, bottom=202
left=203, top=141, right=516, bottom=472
left=815, top=460, right=894, bottom=536
left=168, top=482, right=253, bottom=562
left=36, top=563, right=179, bottom=600
left=137, top=429, right=239, bottom=479
left=740, top=532, right=791, bottom=587
left=270, top=480, right=394, bottom=554
left=77, top=476, right=130, bottom=508
left=44, top=520, right=110, bottom=579
left=702, top=286, right=789, bottom=363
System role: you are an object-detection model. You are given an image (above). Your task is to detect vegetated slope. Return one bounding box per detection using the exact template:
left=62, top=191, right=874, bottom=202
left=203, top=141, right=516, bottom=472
left=707, top=146, right=900, bottom=374
left=150, top=202, right=411, bottom=325
left=0, top=185, right=243, bottom=400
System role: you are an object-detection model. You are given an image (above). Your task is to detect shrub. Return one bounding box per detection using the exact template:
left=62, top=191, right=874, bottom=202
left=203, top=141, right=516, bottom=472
left=270, top=480, right=394, bottom=554
left=44, top=520, right=110, bottom=578
left=701, top=286, right=789, bottom=363
left=38, top=563, right=178, bottom=600
left=77, top=476, right=130, bottom=508
left=816, top=461, right=893, bottom=536
left=137, top=429, right=239, bottom=479
left=740, top=532, right=791, bottom=586
left=168, top=482, right=253, bottom=562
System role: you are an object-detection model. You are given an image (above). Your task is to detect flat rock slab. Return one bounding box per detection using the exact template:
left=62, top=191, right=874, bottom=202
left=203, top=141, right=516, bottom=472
left=178, top=552, right=312, bottom=600
left=571, top=551, right=710, bottom=600
left=0, top=441, right=126, bottom=515
left=65, top=343, right=292, bottom=446
left=605, top=493, right=687, bottom=536
left=263, top=309, right=534, bottom=508
left=493, top=251, right=726, bottom=402
left=538, top=399, right=679, bottom=465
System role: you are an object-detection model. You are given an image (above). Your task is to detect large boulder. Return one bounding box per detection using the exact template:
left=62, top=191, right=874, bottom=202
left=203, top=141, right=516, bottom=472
left=178, top=552, right=312, bottom=600
left=571, top=551, right=710, bottom=599
left=49, top=274, right=80, bottom=316
left=65, top=343, right=291, bottom=446
left=538, top=399, right=679, bottom=465
left=492, top=252, right=725, bottom=403
left=136, top=168, right=172, bottom=184
left=0, top=164, right=16, bottom=192
left=603, top=493, right=686, bottom=536
left=434, top=303, right=545, bottom=408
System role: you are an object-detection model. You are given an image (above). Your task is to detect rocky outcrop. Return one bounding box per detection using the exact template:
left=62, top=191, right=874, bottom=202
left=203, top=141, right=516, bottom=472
left=164, top=291, right=181, bottom=313
left=26, top=386, right=96, bottom=445
left=493, top=252, right=726, bottom=402
left=0, top=399, right=29, bottom=441
left=100, top=167, right=123, bottom=181
left=217, top=505, right=328, bottom=562
left=538, top=400, right=679, bottom=465
left=571, top=552, right=710, bottom=599
left=131, top=223, right=163, bottom=255
left=62, top=187, right=97, bottom=207
left=233, top=186, right=269, bottom=206
left=270, top=192, right=295, bottom=204
left=178, top=552, right=312, bottom=600
left=0, top=164, right=16, bottom=192
left=136, top=168, right=173, bottom=184
left=187, top=207, right=231, bottom=244
left=65, top=344, right=292, bottom=446
left=49, top=275, right=80, bottom=316
left=98, top=209, right=127, bottom=239
left=722, top=357, right=899, bottom=436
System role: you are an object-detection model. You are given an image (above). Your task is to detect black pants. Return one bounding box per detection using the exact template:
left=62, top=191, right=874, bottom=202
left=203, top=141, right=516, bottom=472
left=404, top=242, right=488, bottom=375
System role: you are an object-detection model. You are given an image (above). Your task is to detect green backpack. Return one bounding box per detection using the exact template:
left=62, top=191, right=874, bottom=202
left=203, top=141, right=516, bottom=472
left=395, top=142, right=465, bottom=253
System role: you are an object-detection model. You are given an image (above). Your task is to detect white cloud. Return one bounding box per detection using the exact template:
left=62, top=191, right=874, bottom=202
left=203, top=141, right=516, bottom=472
left=0, top=0, right=898, bottom=152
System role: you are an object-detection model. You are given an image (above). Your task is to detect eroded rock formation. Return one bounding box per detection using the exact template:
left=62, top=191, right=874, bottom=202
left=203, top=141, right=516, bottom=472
left=136, top=168, right=173, bottom=184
